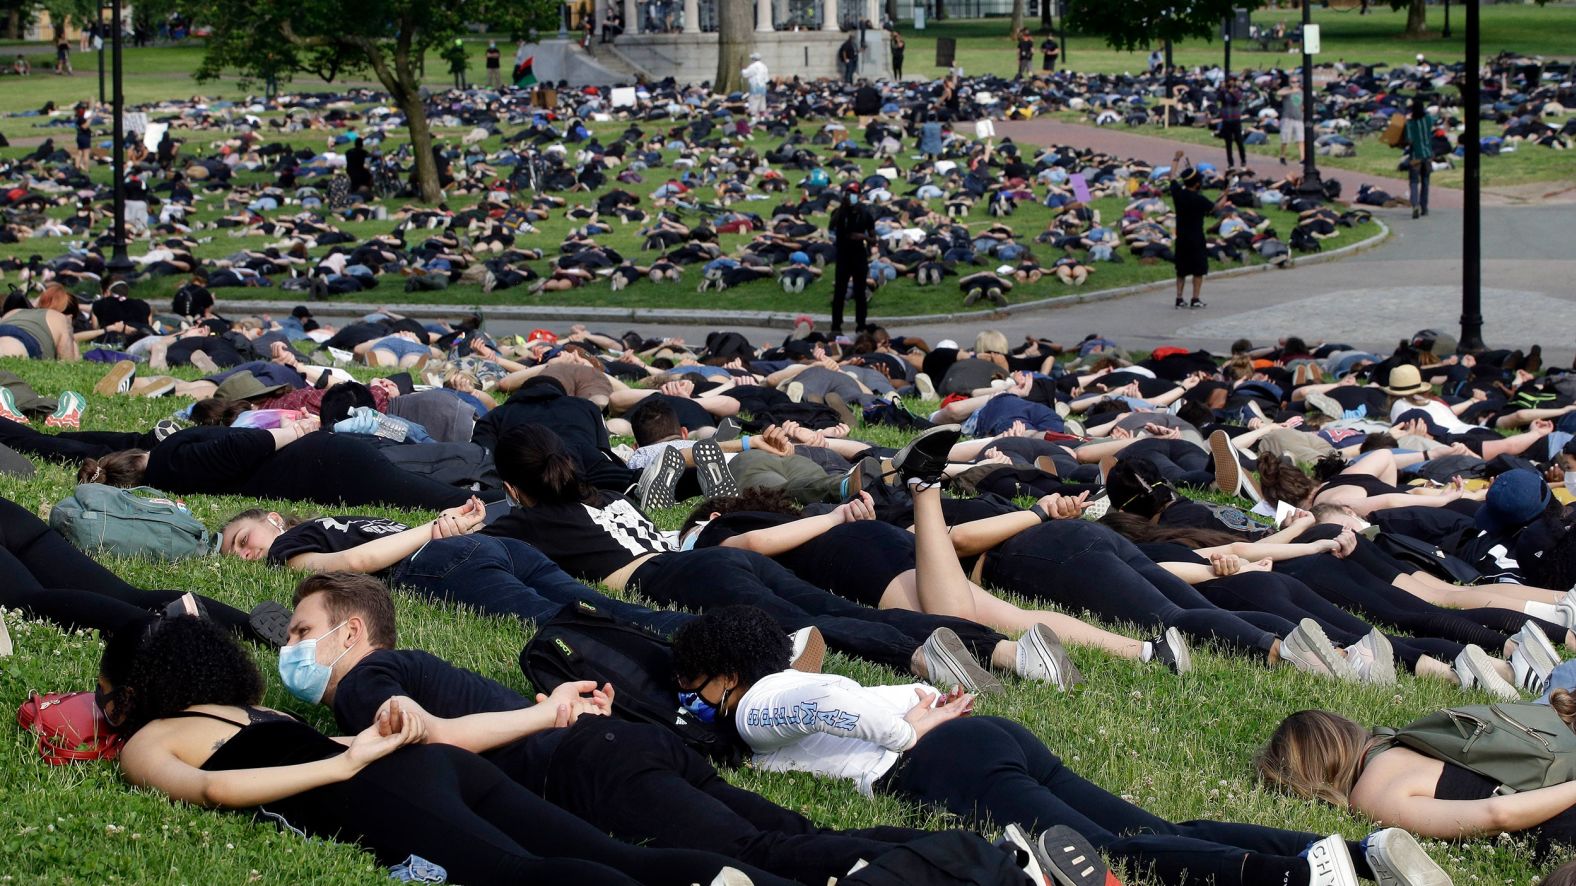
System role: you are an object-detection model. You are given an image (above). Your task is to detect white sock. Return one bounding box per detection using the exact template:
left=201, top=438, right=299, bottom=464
left=1525, top=601, right=1564, bottom=624
left=1140, top=641, right=1154, bottom=662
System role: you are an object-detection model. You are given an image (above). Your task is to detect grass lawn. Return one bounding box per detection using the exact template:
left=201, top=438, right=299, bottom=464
left=0, top=356, right=1560, bottom=884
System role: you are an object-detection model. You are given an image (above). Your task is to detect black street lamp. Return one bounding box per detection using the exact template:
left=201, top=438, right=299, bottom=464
left=107, top=0, right=132, bottom=276
left=1459, top=0, right=1482, bottom=349
left=1442, top=0, right=1451, bottom=39
left=97, top=4, right=107, bottom=105
left=1296, top=0, right=1321, bottom=194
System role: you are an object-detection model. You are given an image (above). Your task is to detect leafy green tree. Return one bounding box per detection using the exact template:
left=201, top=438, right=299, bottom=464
left=1065, top=0, right=1260, bottom=53
left=190, top=0, right=555, bottom=202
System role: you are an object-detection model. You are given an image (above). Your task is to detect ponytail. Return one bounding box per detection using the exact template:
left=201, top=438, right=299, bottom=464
left=76, top=450, right=148, bottom=488
left=494, top=424, right=598, bottom=506
left=1257, top=455, right=1316, bottom=507
left=1550, top=689, right=1576, bottom=734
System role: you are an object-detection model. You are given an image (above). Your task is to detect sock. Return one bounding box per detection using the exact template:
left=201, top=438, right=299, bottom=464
left=1525, top=601, right=1563, bottom=624
left=1242, top=853, right=1310, bottom=886
left=1140, top=641, right=1154, bottom=662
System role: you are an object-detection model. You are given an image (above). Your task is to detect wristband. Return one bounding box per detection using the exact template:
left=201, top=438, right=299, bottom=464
left=742, top=435, right=751, bottom=451
left=1029, top=504, right=1050, bottom=523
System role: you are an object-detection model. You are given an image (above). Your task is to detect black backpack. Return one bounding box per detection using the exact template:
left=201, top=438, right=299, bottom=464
left=520, top=602, right=747, bottom=765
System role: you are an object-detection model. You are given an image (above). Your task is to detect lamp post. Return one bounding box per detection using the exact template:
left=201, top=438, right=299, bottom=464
left=97, top=4, right=107, bottom=105
left=1442, top=0, right=1451, bottom=39
left=1221, top=15, right=1230, bottom=78
left=107, top=0, right=132, bottom=276
left=1296, top=0, right=1321, bottom=195
left=1459, top=0, right=1482, bottom=349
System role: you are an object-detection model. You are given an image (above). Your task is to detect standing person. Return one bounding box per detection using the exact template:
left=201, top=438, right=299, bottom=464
left=741, top=52, right=769, bottom=122
left=445, top=39, right=468, bottom=90
left=889, top=29, right=905, bottom=80
left=345, top=137, right=372, bottom=195
left=73, top=105, right=93, bottom=171
left=1168, top=151, right=1225, bottom=310
left=1039, top=32, right=1059, bottom=73
left=484, top=41, right=502, bottom=89
left=1015, top=28, right=1033, bottom=80
left=1218, top=73, right=1247, bottom=168
left=54, top=35, right=71, bottom=74
left=1278, top=71, right=1305, bottom=167
left=1401, top=95, right=1436, bottom=219
left=828, top=182, right=874, bottom=336
left=837, top=37, right=857, bottom=84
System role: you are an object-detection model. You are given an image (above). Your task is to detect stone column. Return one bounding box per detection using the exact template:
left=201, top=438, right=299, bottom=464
left=866, top=0, right=879, bottom=25
left=683, top=0, right=699, bottom=32
left=820, top=0, right=837, bottom=29
left=624, top=0, right=639, bottom=34
left=756, top=0, right=774, bottom=31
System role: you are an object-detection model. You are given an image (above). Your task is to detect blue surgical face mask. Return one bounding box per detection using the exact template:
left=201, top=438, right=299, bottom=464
left=278, top=622, right=351, bottom=704
left=847, top=194, right=859, bottom=205
left=678, top=685, right=730, bottom=723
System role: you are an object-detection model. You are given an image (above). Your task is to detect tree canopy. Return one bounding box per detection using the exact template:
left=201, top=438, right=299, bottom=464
left=1065, top=0, right=1261, bottom=53
left=190, top=0, right=555, bottom=201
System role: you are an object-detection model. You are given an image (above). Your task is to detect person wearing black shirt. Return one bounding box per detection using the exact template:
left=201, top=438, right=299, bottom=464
left=837, top=38, right=857, bottom=84
left=484, top=40, right=502, bottom=89
left=889, top=30, right=905, bottom=79
left=1168, top=152, right=1226, bottom=309
left=827, top=182, right=874, bottom=336
left=290, top=573, right=955, bottom=886
left=1015, top=29, right=1033, bottom=80
left=345, top=138, right=372, bottom=194
left=1040, top=35, right=1059, bottom=72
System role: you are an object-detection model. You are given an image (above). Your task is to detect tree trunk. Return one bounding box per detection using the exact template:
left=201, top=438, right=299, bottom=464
left=886, top=0, right=898, bottom=26
left=1404, top=0, right=1428, bottom=37
left=1009, top=0, right=1024, bottom=36
left=401, top=93, right=442, bottom=203
left=713, top=0, right=750, bottom=94
left=1039, top=0, right=1052, bottom=31
left=934, top=0, right=945, bottom=21
left=359, top=33, right=443, bottom=204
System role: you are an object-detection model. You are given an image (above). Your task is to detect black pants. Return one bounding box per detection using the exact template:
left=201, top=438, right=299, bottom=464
left=982, top=521, right=1283, bottom=655
left=274, top=742, right=792, bottom=886
left=0, top=496, right=259, bottom=638
left=883, top=717, right=1373, bottom=886
left=240, top=432, right=501, bottom=511
left=632, top=547, right=1008, bottom=671
left=831, top=252, right=868, bottom=333
left=1195, top=570, right=1465, bottom=670
left=1119, top=438, right=1213, bottom=488
left=541, top=719, right=927, bottom=883
left=1220, top=121, right=1247, bottom=167
left=0, top=419, right=154, bottom=462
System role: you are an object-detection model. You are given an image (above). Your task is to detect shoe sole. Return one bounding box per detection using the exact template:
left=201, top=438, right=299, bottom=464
left=1081, top=495, right=1111, bottom=522
left=1360, top=630, right=1398, bottom=686
left=1510, top=628, right=1557, bottom=693
left=638, top=447, right=685, bottom=511
left=1025, top=623, right=1084, bottom=691
left=1283, top=619, right=1357, bottom=680
left=914, top=373, right=936, bottom=400
left=890, top=425, right=963, bottom=485
left=1516, top=621, right=1560, bottom=677
left=1208, top=430, right=1242, bottom=499
left=134, top=379, right=178, bottom=398
left=822, top=392, right=855, bottom=427
left=1456, top=644, right=1519, bottom=701
left=1001, top=824, right=1050, bottom=886
left=789, top=627, right=826, bottom=674
left=924, top=627, right=1003, bottom=695
left=1036, top=825, right=1111, bottom=886
left=1161, top=626, right=1193, bottom=675
left=1307, top=835, right=1359, bottom=886
left=785, top=381, right=804, bottom=403
left=248, top=601, right=292, bottom=647
left=1365, top=828, right=1451, bottom=886
left=94, top=361, right=136, bottom=396
left=692, top=439, right=737, bottom=498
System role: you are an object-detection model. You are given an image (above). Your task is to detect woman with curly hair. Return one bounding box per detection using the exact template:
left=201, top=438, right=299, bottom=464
left=99, top=614, right=781, bottom=886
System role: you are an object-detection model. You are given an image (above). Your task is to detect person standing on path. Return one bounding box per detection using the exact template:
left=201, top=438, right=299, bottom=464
left=485, top=41, right=502, bottom=89
left=1014, top=29, right=1034, bottom=80
left=1039, top=33, right=1059, bottom=73
left=1277, top=72, right=1305, bottom=167
left=1168, top=151, right=1226, bottom=310
left=1401, top=95, right=1437, bottom=219
left=741, top=52, right=769, bottom=122
left=889, top=30, right=905, bottom=80
left=1217, top=73, right=1247, bottom=169
left=837, top=38, right=857, bottom=84
left=828, top=182, right=874, bottom=336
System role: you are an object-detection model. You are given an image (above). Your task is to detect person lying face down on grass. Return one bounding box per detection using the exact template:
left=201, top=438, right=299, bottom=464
left=97, top=612, right=782, bottom=886
left=670, top=604, right=1455, bottom=886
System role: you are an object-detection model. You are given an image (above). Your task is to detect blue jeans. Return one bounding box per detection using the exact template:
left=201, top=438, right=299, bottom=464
left=389, top=536, right=693, bottom=636
left=1408, top=161, right=1431, bottom=211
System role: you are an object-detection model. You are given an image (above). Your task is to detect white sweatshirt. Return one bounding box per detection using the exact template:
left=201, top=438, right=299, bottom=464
left=733, top=670, right=932, bottom=795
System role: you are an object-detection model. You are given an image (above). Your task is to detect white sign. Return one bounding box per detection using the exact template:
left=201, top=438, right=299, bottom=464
left=143, top=122, right=167, bottom=151
left=974, top=119, right=996, bottom=139
left=610, top=86, right=637, bottom=108
left=1303, top=24, right=1320, bottom=55
left=121, top=112, right=148, bottom=134
left=914, top=3, right=925, bottom=29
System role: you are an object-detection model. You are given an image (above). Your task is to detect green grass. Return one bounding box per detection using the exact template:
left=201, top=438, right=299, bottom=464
left=0, top=357, right=1558, bottom=884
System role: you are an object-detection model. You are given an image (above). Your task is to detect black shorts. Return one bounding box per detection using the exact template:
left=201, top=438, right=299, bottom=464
left=1174, top=248, right=1209, bottom=278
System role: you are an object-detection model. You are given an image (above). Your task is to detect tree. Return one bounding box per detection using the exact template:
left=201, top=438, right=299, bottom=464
left=1064, top=0, right=1260, bottom=52
left=1009, top=0, right=1024, bottom=36
left=1390, top=0, right=1427, bottom=38
left=190, top=0, right=555, bottom=203
left=712, top=0, right=750, bottom=94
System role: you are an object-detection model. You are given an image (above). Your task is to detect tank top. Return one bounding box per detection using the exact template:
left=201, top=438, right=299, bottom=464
left=1318, top=473, right=1403, bottom=499
left=167, top=707, right=343, bottom=771
left=1, top=309, right=56, bottom=360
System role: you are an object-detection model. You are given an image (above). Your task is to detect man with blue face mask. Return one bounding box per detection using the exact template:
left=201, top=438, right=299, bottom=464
left=282, top=572, right=1002, bottom=885
left=827, top=181, right=874, bottom=337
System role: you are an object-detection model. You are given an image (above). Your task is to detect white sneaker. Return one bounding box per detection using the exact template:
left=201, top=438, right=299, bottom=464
left=1000, top=823, right=1050, bottom=886
left=921, top=628, right=1003, bottom=695
left=1016, top=624, right=1084, bottom=692
left=1305, top=834, right=1360, bottom=886
left=1363, top=828, right=1452, bottom=886
left=1454, top=644, right=1520, bottom=701
left=1344, top=629, right=1397, bottom=686
left=914, top=372, right=937, bottom=400
left=1280, top=619, right=1359, bottom=681
left=708, top=867, right=753, bottom=886
left=787, top=627, right=826, bottom=674
left=1556, top=589, right=1576, bottom=629
left=1509, top=622, right=1559, bottom=695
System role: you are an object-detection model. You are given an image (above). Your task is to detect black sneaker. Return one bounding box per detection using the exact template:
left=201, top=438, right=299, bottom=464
left=713, top=416, right=743, bottom=442
left=692, top=439, right=738, bottom=498
left=891, top=425, right=963, bottom=486
left=162, top=592, right=210, bottom=621
left=1036, top=825, right=1114, bottom=886
left=1149, top=626, right=1193, bottom=675
left=248, top=601, right=292, bottom=648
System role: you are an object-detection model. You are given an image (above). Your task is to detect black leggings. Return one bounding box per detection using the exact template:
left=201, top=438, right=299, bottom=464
left=981, top=521, right=1284, bottom=655
left=1118, top=438, right=1214, bottom=488
left=0, top=419, right=154, bottom=462
left=0, top=496, right=258, bottom=638
left=273, top=742, right=793, bottom=886
left=542, top=719, right=928, bottom=884
left=632, top=547, right=1008, bottom=671
left=1194, top=570, right=1465, bottom=670
left=239, top=433, right=501, bottom=511
left=884, top=716, right=1372, bottom=886
left=1220, top=121, right=1247, bottom=167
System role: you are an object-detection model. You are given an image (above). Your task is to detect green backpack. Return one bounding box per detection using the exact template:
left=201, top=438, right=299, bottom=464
left=1374, top=703, right=1576, bottom=794
left=49, top=484, right=215, bottom=562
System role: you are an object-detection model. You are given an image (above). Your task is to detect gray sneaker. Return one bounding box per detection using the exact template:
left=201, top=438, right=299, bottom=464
left=692, top=439, right=737, bottom=498
left=1344, top=629, right=1397, bottom=686
left=1016, top=624, right=1084, bottom=692
left=1362, top=827, right=1452, bottom=886
left=921, top=627, right=1003, bottom=695
left=1509, top=623, right=1558, bottom=696
left=1454, top=644, right=1519, bottom=701
left=1280, top=619, right=1359, bottom=681
left=1304, top=391, right=1345, bottom=421
left=636, top=445, right=685, bottom=512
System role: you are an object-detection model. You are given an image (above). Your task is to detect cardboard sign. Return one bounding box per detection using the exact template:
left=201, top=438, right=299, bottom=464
left=609, top=86, right=637, bottom=108
left=1070, top=173, right=1091, bottom=203
left=974, top=119, right=995, bottom=139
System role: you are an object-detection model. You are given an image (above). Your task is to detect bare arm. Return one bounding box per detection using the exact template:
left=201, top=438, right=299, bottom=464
left=285, top=497, right=485, bottom=573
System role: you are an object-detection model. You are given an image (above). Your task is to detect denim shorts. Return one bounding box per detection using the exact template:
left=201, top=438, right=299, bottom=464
left=0, top=325, right=42, bottom=358
left=370, top=336, right=429, bottom=360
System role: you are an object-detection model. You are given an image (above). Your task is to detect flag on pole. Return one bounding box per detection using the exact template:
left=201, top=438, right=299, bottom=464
left=513, top=57, right=537, bottom=88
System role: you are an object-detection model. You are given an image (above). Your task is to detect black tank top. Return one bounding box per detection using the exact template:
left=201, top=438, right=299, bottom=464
left=167, top=708, right=344, bottom=772
left=1319, top=473, right=1403, bottom=498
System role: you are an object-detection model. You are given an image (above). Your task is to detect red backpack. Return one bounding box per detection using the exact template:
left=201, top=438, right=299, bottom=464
left=17, top=692, right=123, bottom=765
